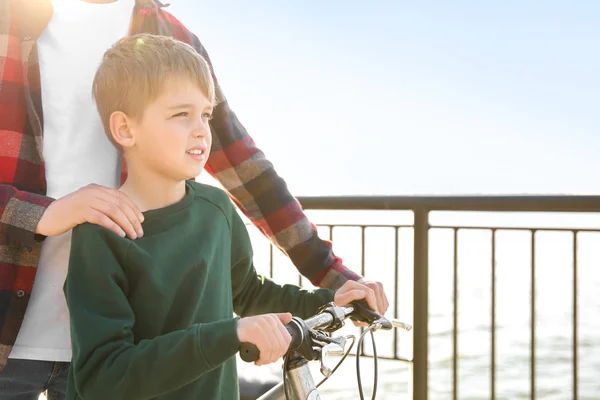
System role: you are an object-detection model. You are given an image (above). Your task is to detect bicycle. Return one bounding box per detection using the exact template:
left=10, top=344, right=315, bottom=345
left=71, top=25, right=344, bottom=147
left=239, top=300, right=412, bottom=400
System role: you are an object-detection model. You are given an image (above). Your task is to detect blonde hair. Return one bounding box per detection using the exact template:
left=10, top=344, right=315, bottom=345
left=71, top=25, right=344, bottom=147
left=92, top=33, right=217, bottom=150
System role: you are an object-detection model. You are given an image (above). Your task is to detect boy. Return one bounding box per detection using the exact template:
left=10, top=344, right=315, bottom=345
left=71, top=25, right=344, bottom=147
left=63, top=34, right=378, bottom=400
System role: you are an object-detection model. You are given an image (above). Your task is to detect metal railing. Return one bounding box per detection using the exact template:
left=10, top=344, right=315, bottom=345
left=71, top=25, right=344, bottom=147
left=277, top=195, right=600, bottom=400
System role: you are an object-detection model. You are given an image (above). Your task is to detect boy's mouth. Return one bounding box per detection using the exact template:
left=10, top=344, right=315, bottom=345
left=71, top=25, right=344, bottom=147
left=186, top=149, right=205, bottom=155
left=186, top=145, right=208, bottom=161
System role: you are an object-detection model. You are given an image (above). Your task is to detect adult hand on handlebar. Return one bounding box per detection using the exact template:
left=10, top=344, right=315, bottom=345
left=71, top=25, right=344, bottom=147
left=334, top=281, right=379, bottom=312
left=358, top=279, right=389, bottom=316
left=236, top=313, right=292, bottom=366
left=335, top=280, right=389, bottom=327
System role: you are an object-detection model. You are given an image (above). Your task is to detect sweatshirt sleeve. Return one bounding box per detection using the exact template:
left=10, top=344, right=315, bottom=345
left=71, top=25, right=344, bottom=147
left=228, top=209, right=335, bottom=319
left=64, top=223, right=240, bottom=400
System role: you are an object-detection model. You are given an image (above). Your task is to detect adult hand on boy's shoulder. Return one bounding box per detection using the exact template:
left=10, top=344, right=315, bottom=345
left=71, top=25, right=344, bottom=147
left=36, top=184, right=145, bottom=240
left=237, top=313, right=293, bottom=366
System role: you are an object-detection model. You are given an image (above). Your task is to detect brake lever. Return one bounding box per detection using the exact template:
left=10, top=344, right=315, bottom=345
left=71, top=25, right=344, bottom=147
left=320, top=340, right=346, bottom=377
left=309, top=329, right=336, bottom=346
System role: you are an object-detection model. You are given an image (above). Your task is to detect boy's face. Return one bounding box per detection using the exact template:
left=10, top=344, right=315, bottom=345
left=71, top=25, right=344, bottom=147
left=128, top=76, right=213, bottom=182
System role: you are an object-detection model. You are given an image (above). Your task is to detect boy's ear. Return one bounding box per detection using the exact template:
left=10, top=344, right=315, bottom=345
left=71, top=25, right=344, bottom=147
left=109, top=111, right=136, bottom=148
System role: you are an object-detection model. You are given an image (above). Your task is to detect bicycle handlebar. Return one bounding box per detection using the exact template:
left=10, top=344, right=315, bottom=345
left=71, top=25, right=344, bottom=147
left=239, top=305, right=352, bottom=363
left=239, top=301, right=410, bottom=363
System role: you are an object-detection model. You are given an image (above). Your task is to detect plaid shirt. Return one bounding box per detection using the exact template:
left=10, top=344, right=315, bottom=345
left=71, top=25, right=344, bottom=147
left=0, top=0, right=361, bottom=369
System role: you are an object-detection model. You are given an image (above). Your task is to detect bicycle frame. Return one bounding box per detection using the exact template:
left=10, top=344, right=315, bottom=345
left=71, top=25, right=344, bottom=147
left=258, top=360, right=318, bottom=400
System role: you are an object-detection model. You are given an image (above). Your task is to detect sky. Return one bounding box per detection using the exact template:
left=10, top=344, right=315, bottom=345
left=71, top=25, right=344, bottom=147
left=169, top=1, right=600, bottom=196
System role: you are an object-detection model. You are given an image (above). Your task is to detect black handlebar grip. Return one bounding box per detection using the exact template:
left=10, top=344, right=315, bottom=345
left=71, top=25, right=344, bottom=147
left=239, top=320, right=302, bottom=363
left=239, top=342, right=259, bottom=362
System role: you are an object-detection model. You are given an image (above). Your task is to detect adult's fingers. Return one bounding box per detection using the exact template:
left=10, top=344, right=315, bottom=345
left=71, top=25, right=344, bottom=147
left=85, top=208, right=126, bottom=238
left=369, top=281, right=389, bottom=314
left=335, top=288, right=366, bottom=307
left=95, top=188, right=144, bottom=238
left=90, top=197, right=138, bottom=239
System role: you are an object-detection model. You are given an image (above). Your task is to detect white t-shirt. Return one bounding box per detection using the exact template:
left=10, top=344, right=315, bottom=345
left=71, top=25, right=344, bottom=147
left=10, top=0, right=135, bottom=361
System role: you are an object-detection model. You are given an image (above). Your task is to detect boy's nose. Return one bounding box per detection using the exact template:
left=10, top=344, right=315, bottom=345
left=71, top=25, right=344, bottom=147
left=192, top=120, right=210, bottom=137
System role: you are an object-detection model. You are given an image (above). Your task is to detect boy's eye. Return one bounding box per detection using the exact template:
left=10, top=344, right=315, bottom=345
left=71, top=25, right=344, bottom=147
left=173, top=112, right=189, bottom=118
left=202, top=113, right=213, bottom=120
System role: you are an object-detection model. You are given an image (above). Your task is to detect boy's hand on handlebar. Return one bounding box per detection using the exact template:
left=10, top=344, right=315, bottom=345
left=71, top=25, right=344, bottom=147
left=236, top=313, right=292, bottom=366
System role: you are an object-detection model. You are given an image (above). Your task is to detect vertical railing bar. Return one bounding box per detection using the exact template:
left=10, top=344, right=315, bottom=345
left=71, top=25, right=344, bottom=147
left=491, top=229, right=497, bottom=400
left=413, top=208, right=429, bottom=400
left=453, top=228, right=459, bottom=400
left=573, top=230, right=579, bottom=400
left=394, top=226, right=400, bottom=360
left=361, top=225, right=367, bottom=277
left=360, top=225, right=366, bottom=356
left=531, top=229, right=536, bottom=400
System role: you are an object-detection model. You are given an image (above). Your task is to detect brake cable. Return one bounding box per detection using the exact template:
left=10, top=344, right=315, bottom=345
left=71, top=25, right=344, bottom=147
left=357, top=324, right=379, bottom=400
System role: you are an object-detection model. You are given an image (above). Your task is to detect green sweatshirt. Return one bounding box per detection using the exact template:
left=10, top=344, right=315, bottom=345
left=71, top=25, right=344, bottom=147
left=64, top=181, right=335, bottom=400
